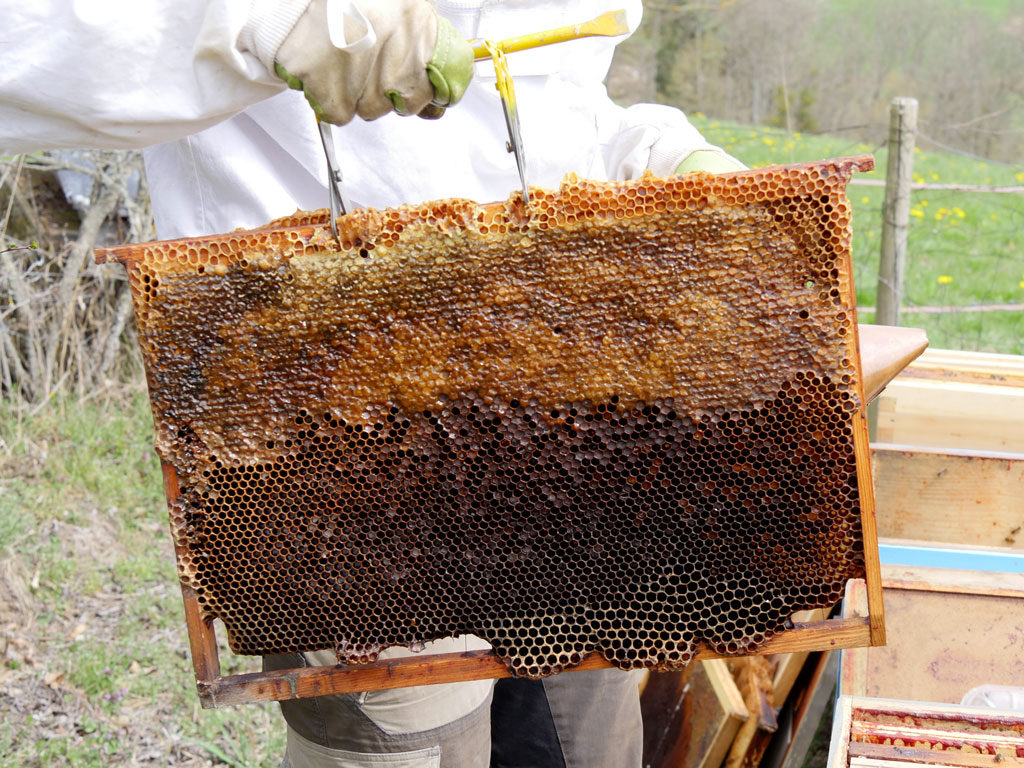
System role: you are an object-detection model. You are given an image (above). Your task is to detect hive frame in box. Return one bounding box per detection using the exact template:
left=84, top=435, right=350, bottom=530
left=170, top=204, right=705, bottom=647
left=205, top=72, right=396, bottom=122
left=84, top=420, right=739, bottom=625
left=827, top=695, right=1024, bottom=768
left=103, top=156, right=886, bottom=708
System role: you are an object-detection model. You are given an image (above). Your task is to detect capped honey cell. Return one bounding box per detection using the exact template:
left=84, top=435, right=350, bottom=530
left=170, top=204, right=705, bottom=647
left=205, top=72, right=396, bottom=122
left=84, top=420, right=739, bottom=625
left=98, top=156, right=874, bottom=678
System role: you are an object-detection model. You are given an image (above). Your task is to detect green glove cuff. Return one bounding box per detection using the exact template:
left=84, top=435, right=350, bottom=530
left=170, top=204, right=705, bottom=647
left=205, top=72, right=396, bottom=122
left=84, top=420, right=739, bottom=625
left=674, top=149, right=747, bottom=175
left=274, top=61, right=327, bottom=122
left=425, top=17, right=474, bottom=108
left=386, top=90, right=407, bottom=115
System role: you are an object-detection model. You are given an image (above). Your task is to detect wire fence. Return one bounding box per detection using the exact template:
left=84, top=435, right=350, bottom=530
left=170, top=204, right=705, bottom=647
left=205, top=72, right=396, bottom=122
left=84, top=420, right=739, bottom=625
left=849, top=145, right=1024, bottom=355
left=695, top=115, right=1024, bottom=356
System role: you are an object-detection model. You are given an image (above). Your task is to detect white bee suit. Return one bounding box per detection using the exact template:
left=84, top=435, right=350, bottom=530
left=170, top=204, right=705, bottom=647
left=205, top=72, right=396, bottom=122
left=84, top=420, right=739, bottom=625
left=0, top=1, right=738, bottom=765
left=143, top=0, right=732, bottom=238
left=0, top=0, right=734, bottom=236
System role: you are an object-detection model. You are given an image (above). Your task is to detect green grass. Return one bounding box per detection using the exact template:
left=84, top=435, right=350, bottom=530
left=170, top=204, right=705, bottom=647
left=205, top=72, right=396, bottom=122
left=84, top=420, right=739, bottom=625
left=0, top=390, right=166, bottom=604
left=0, top=391, right=285, bottom=767
left=691, top=116, right=1024, bottom=354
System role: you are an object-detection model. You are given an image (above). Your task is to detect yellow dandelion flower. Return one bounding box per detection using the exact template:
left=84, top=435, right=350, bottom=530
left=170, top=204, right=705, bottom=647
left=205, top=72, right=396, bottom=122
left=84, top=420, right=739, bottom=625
left=1020, top=280, right=1024, bottom=289
left=991, top=213, right=999, bottom=221
left=763, top=137, right=775, bottom=147
left=929, top=172, right=939, bottom=181
left=861, top=196, right=870, bottom=204
left=937, top=275, right=953, bottom=284
left=912, top=173, right=924, bottom=183
left=920, top=199, right=929, bottom=207
left=1017, top=172, right=1024, bottom=182
left=954, top=207, right=966, bottom=218
left=910, top=207, right=924, bottom=219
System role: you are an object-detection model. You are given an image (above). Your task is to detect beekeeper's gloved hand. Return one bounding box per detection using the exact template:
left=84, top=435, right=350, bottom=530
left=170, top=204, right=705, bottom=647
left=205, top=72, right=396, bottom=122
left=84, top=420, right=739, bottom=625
left=639, top=128, right=746, bottom=176
left=245, top=0, right=474, bottom=125
left=674, top=149, right=747, bottom=174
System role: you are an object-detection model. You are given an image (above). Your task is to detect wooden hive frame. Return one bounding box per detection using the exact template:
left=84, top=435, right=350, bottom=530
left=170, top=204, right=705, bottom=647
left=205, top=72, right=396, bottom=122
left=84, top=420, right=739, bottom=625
left=828, top=695, right=1024, bottom=768
left=100, top=157, right=885, bottom=708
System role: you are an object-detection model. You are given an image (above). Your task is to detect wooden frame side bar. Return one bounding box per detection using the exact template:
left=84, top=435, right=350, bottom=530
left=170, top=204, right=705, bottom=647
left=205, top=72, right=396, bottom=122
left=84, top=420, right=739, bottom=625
left=163, top=462, right=221, bottom=688
left=852, top=399, right=886, bottom=646
left=849, top=300, right=886, bottom=647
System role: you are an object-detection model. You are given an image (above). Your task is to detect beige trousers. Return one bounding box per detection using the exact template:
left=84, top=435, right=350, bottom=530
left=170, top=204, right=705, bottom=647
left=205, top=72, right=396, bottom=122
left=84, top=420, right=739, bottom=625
left=267, top=639, right=644, bottom=768
left=267, top=637, right=495, bottom=768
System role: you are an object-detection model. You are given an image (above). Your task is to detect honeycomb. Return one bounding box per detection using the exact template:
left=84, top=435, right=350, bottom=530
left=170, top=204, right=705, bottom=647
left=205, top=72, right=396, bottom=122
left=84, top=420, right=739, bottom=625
left=97, top=156, right=874, bottom=679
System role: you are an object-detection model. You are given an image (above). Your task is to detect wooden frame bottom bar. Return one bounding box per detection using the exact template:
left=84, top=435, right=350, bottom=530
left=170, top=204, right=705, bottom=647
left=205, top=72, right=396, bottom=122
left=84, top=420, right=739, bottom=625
left=184, top=581, right=874, bottom=708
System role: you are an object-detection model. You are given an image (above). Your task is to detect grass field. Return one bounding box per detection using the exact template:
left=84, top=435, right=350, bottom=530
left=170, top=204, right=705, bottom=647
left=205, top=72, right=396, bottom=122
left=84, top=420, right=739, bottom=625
left=828, top=0, right=1019, bottom=19
left=691, top=116, right=1024, bottom=354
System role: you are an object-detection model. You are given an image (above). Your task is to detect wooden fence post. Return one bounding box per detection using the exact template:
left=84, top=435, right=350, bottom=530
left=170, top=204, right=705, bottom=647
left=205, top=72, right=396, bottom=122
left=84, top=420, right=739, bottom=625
left=875, top=97, right=918, bottom=327
left=870, top=98, right=917, bottom=440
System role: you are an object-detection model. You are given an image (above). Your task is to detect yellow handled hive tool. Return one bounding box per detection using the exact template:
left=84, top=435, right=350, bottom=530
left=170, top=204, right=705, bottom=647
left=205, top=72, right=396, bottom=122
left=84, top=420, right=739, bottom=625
left=469, top=9, right=629, bottom=60
left=471, top=10, right=630, bottom=207
left=316, top=9, right=630, bottom=239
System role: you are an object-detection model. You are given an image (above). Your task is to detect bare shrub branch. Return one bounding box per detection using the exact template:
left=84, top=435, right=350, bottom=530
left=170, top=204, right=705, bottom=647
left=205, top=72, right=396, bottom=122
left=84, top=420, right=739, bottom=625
left=0, top=150, right=153, bottom=404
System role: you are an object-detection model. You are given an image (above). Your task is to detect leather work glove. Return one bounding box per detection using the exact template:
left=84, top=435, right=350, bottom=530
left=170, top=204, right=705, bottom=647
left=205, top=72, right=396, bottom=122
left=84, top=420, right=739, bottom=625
left=638, top=123, right=746, bottom=177
left=674, top=149, right=747, bottom=174
left=273, top=0, right=474, bottom=125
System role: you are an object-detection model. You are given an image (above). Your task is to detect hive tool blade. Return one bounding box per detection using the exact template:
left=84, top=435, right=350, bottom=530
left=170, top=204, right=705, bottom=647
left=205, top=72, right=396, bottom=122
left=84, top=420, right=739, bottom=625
left=470, top=10, right=632, bottom=207
left=316, top=118, right=352, bottom=244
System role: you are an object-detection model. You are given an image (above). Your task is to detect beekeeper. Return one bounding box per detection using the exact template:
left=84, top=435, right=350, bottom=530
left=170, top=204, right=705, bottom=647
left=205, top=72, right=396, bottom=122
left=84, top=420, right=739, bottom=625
left=1, top=1, right=743, bottom=766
